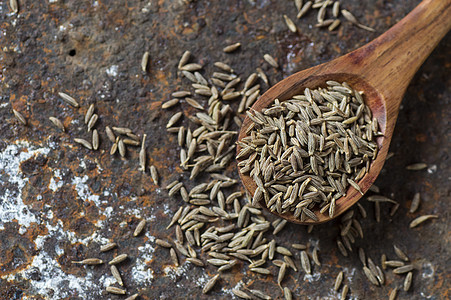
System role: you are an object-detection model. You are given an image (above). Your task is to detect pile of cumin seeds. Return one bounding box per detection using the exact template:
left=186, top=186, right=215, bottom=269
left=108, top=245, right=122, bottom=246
left=157, top=52, right=330, bottom=298
left=238, top=82, right=380, bottom=221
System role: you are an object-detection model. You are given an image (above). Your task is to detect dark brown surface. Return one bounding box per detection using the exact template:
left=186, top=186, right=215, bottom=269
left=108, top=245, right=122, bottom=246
left=0, top=0, right=449, bottom=299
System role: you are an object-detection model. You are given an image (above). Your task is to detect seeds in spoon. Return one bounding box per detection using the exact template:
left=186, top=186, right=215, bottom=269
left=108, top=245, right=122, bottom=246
left=238, top=82, right=378, bottom=220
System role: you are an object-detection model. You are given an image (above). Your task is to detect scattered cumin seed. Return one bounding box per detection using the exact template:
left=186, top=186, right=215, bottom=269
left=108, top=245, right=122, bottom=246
left=155, top=239, right=172, bottom=248
left=393, top=245, right=409, bottom=261
left=162, top=98, right=180, bottom=109
left=263, top=54, right=279, bottom=68
left=393, top=264, right=414, bottom=274
left=100, top=242, right=117, bottom=252
left=202, top=274, right=220, bottom=294
left=341, top=284, right=349, bottom=300
left=133, top=218, right=146, bottom=236
left=170, top=248, right=179, bottom=266
left=409, top=214, right=438, bottom=228
left=341, top=9, right=358, bottom=24
left=87, top=114, right=98, bottom=132
left=223, top=43, right=241, bottom=53
left=389, top=288, right=398, bottom=300
left=403, top=272, right=413, bottom=291
left=406, top=163, right=427, bottom=170
left=180, top=63, right=203, bottom=72
left=167, top=112, right=183, bottom=128
left=72, top=258, right=103, bottom=265
left=92, top=129, right=99, bottom=150
left=334, top=271, right=343, bottom=291
left=125, top=294, right=139, bottom=300
left=110, top=265, right=123, bottom=286
left=85, top=104, right=95, bottom=124
left=283, top=15, right=297, bottom=32
left=74, top=138, right=92, bottom=150
left=283, top=287, right=292, bottom=300
left=409, top=192, right=421, bottom=213
left=105, top=126, right=116, bottom=142
left=232, top=289, right=252, bottom=299
left=118, top=139, right=126, bottom=157
left=12, top=109, right=27, bottom=125
left=58, top=92, right=79, bottom=107
left=363, top=266, right=379, bottom=286
left=109, top=254, right=128, bottom=265
left=10, top=0, right=18, bottom=13
left=328, top=19, right=341, bottom=31
left=178, top=51, right=191, bottom=69
left=112, top=127, right=132, bottom=135
left=214, top=62, right=234, bottom=73
left=297, top=1, right=312, bottom=19
left=105, top=286, right=126, bottom=295
left=49, top=117, right=65, bottom=132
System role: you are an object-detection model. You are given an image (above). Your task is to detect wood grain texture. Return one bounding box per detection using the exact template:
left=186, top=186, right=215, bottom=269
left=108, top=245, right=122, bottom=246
left=238, top=0, right=451, bottom=224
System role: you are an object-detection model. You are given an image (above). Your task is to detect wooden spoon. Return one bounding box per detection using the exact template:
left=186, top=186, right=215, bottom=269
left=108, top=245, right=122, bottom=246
left=237, top=0, right=451, bottom=224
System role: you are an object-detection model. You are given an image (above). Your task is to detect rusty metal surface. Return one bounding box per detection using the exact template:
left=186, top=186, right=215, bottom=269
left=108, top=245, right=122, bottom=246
left=0, top=0, right=449, bottom=299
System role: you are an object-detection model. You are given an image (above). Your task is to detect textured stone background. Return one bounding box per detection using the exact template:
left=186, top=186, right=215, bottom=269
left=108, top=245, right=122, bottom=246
left=0, top=0, right=449, bottom=299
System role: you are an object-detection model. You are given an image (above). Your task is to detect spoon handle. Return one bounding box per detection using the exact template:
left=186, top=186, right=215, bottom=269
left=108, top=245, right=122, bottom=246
left=344, top=0, right=451, bottom=110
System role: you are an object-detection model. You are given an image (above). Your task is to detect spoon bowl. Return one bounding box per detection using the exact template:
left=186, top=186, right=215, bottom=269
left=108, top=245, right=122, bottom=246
left=237, top=0, right=451, bottom=224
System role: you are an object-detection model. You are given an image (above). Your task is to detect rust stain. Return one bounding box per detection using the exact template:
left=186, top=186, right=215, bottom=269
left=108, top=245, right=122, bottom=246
left=0, top=222, right=44, bottom=277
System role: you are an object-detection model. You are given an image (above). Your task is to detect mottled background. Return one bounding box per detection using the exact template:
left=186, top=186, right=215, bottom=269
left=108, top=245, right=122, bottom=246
left=0, top=0, right=449, bottom=299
